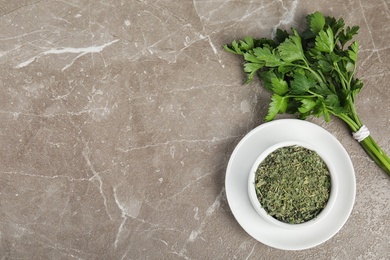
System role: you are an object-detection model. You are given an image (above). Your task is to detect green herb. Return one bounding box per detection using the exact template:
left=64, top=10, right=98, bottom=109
left=255, top=145, right=331, bottom=224
left=224, top=11, right=390, bottom=176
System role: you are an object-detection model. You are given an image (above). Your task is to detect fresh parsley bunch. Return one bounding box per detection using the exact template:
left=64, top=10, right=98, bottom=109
left=224, top=12, right=390, bottom=176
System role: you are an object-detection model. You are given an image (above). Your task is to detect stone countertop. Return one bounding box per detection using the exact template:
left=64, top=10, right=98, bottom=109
left=1, top=0, right=389, bottom=259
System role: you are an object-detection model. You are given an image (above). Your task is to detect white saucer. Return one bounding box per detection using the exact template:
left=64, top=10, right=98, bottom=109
left=225, top=119, right=356, bottom=250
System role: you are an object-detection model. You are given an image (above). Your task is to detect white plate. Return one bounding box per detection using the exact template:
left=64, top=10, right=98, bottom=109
left=225, top=119, right=356, bottom=250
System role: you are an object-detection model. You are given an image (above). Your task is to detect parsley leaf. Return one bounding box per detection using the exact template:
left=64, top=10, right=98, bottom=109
left=271, top=77, right=288, bottom=95
left=298, top=98, right=319, bottom=113
left=348, top=41, right=358, bottom=62
left=315, top=27, right=335, bottom=53
left=243, top=63, right=263, bottom=84
left=266, top=94, right=288, bottom=121
left=253, top=47, right=282, bottom=67
left=278, top=29, right=305, bottom=63
left=308, top=11, right=326, bottom=34
left=290, top=73, right=316, bottom=94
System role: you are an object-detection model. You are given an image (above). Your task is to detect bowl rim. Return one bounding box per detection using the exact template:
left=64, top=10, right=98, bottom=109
left=247, top=140, right=339, bottom=230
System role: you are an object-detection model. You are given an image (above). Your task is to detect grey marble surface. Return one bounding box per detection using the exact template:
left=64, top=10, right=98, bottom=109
left=1, top=0, right=389, bottom=259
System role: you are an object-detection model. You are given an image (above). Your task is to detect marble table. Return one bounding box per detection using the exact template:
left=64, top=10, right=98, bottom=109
left=1, top=0, right=389, bottom=259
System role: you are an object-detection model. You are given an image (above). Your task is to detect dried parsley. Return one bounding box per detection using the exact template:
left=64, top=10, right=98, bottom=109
left=254, top=145, right=331, bottom=224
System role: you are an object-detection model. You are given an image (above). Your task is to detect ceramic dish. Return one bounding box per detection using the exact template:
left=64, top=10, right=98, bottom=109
left=225, top=119, right=356, bottom=250
left=247, top=141, right=339, bottom=230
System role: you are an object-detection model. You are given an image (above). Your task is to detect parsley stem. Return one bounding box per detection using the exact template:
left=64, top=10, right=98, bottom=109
left=333, top=112, right=359, bottom=131
left=349, top=101, right=363, bottom=126
left=349, top=64, right=357, bottom=86
left=334, top=63, right=349, bottom=90
left=294, top=64, right=325, bottom=84
left=316, top=70, right=327, bottom=83
left=288, top=94, right=317, bottom=99
left=334, top=110, right=390, bottom=176
left=361, top=137, right=390, bottom=176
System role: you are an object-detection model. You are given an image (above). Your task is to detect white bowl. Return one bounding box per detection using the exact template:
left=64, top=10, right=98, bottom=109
left=248, top=141, right=339, bottom=230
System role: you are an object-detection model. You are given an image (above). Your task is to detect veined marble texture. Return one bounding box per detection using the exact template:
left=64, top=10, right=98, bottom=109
left=1, top=0, right=389, bottom=259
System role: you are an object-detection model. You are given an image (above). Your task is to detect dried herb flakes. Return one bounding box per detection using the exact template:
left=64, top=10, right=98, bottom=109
left=255, top=145, right=331, bottom=224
